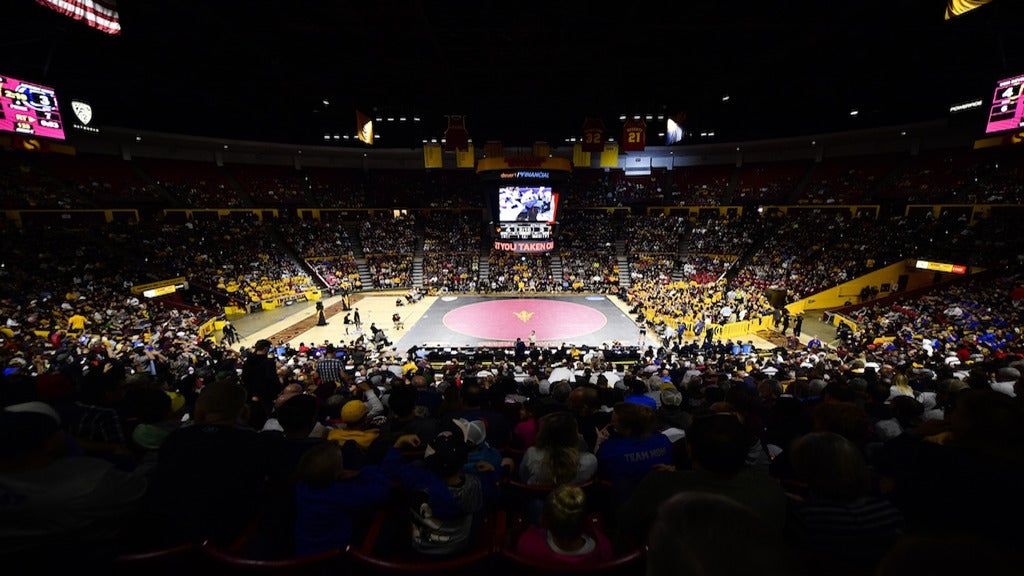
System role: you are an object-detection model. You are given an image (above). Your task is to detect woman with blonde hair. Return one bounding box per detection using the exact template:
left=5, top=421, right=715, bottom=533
left=514, top=485, right=613, bottom=566
left=519, top=411, right=597, bottom=485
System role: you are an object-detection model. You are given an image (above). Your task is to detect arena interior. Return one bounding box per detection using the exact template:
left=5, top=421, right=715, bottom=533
left=2, top=1, right=1024, bottom=574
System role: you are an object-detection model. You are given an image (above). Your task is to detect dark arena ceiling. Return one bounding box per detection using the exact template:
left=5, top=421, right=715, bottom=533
left=3, top=0, right=1023, bottom=147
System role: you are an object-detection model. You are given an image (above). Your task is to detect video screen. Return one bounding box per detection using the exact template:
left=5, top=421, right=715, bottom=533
left=498, top=186, right=557, bottom=223
left=0, top=74, right=65, bottom=140
left=985, top=74, right=1024, bottom=134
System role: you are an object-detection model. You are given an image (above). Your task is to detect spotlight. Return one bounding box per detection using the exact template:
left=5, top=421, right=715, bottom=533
left=721, top=95, right=730, bottom=102
left=849, top=109, right=859, bottom=116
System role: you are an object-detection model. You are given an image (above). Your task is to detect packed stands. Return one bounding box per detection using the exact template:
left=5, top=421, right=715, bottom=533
left=487, top=250, right=555, bottom=292
left=422, top=211, right=480, bottom=292
left=558, top=211, right=620, bottom=292
left=284, top=219, right=361, bottom=291
left=360, top=213, right=416, bottom=288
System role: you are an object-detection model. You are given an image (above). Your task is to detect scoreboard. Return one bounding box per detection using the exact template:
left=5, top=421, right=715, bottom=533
left=0, top=75, right=65, bottom=140
left=985, top=74, right=1024, bottom=134
left=496, top=222, right=552, bottom=240
left=481, top=164, right=569, bottom=254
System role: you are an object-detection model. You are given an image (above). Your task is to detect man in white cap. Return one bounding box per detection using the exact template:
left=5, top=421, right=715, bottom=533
left=0, top=402, right=147, bottom=564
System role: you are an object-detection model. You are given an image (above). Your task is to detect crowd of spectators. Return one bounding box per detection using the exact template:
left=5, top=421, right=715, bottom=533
left=360, top=214, right=417, bottom=289
left=845, top=275, right=1023, bottom=362
left=365, top=255, right=412, bottom=290
left=418, top=208, right=480, bottom=293
left=624, top=214, right=686, bottom=253
left=5, top=298, right=1022, bottom=571
left=487, top=251, right=555, bottom=292
left=359, top=213, right=417, bottom=255
left=684, top=213, right=760, bottom=256
left=628, top=277, right=774, bottom=337
left=558, top=212, right=621, bottom=292
left=736, top=212, right=917, bottom=300
left=423, top=254, right=478, bottom=292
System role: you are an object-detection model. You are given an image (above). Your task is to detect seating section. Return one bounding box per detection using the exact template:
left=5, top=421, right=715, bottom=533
left=3, top=151, right=1024, bottom=575
left=422, top=211, right=480, bottom=292
left=360, top=213, right=416, bottom=288
left=734, top=161, right=807, bottom=204
left=487, top=250, right=554, bottom=292
left=558, top=211, right=620, bottom=292
left=803, top=154, right=899, bottom=204
left=136, top=158, right=242, bottom=207
left=284, top=219, right=362, bottom=291
left=670, top=164, right=732, bottom=205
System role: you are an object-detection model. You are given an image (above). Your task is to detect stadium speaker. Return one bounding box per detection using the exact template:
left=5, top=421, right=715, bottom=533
left=766, top=288, right=788, bottom=309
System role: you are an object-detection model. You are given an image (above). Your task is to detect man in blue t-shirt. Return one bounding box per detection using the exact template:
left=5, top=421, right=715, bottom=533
left=596, top=400, right=674, bottom=496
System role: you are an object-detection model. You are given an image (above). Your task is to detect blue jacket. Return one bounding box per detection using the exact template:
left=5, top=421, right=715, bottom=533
left=294, top=465, right=390, bottom=556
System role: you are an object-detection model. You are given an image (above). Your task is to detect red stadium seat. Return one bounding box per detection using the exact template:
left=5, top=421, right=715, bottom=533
left=347, top=508, right=501, bottom=575
left=112, top=542, right=195, bottom=575
left=201, top=542, right=344, bottom=575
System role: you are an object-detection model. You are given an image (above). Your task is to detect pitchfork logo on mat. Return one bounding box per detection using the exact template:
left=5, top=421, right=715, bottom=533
left=514, top=310, right=534, bottom=323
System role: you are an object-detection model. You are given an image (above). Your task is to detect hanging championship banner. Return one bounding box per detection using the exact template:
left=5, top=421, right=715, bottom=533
left=572, top=143, right=591, bottom=167
left=444, top=115, right=469, bottom=151
left=622, top=118, right=646, bottom=152
left=599, top=143, right=619, bottom=168
left=355, top=110, right=373, bottom=145
left=423, top=143, right=442, bottom=168
left=581, top=117, right=605, bottom=152
left=456, top=144, right=475, bottom=168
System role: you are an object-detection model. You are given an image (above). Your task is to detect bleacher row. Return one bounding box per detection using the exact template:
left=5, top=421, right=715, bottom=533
left=3, top=146, right=1024, bottom=210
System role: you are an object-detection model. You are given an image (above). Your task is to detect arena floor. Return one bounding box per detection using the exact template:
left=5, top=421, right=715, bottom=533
left=395, top=295, right=642, bottom=348
left=230, top=292, right=802, bottom=352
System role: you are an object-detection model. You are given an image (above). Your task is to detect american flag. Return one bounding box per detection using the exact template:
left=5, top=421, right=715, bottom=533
left=36, top=0, right=121, bottom=35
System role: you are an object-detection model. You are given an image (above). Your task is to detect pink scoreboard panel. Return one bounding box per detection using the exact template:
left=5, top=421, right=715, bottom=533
left=0, top=74, right=66, bottom=140
left=985, top=74, right=1024, bottom=134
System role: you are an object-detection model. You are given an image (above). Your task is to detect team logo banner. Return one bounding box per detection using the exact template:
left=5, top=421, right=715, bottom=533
left=621, top=118, right=646, bottom=151
left=581, top=117, right=604, bottom=152
left=71, top=101, right=93, bottom=125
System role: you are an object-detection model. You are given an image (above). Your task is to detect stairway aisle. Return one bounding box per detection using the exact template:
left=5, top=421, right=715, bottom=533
left=614, top=239, right=631, bottom=290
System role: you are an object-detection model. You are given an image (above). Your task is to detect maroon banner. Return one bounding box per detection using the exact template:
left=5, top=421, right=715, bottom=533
left=621, top=118, right=646, bottom=152
left=581, top=117, right=605, bottom=152
left=444, top=115, right=469, bottom=151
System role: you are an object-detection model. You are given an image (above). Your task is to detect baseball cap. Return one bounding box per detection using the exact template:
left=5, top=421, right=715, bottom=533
left=453, top=418, right=487, bottom=447
left=3, top=401, right=61, bottom=425
left=624, top=395, right=657, bottom=409
left=340, top=400, right=369, bottom=424
left=661, top=388, right=683, bottom=407
left=424, top=430, right=469, bottom=475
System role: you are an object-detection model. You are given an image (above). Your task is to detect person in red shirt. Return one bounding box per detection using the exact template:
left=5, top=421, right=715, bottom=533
left=514, top=484, right=613, bottom=567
